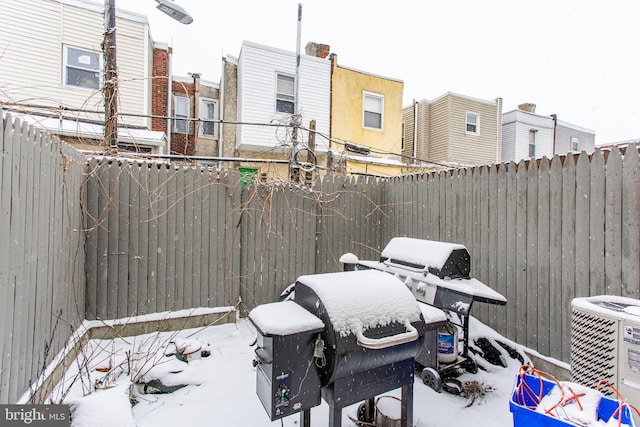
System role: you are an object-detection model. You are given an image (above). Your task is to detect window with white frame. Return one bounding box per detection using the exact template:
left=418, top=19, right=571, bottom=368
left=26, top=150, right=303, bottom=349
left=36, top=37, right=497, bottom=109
left=174, top=95, right=190, bottom=134
left=363, top=92, right=383, bottom=130
left=571, top=136, right=580, bottom=152
left=63, top=45, right=101, bottom=89
left=276, top=73, right=295, bottom=114
left=466, top=112, right=479, bottom=134
left=529, top=129, right=537, bottom=158
left=199, top=98, right=218, bottom=139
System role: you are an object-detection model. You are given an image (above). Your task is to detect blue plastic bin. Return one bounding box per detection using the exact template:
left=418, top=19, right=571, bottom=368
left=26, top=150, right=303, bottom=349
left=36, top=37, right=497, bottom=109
left=510, top=373, right=635, bottom=426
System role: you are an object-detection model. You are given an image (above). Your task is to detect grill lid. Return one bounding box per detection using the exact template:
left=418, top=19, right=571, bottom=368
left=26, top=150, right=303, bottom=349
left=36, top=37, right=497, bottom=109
left=295, top=270, right=421, bottom=338
left=380, top=237, right=470, bottom=279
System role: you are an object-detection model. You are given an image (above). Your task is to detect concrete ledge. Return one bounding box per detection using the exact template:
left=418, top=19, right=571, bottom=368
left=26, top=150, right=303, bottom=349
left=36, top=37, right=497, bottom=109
left=524, top=350, right=571, bottom=382
left=25, top=307, right=236, bottom=404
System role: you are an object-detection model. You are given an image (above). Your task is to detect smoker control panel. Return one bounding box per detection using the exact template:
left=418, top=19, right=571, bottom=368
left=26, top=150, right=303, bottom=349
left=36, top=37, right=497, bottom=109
left=275, top=373, right=291, bottom=412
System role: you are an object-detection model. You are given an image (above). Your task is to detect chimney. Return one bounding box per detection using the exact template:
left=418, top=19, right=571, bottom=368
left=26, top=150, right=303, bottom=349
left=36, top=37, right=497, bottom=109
left=305, top=42, right=330, bottom=59
left=518, top=103, right=536, bottom=113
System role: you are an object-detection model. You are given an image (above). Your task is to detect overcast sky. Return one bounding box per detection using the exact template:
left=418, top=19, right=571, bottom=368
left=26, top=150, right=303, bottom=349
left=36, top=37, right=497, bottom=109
left=122, top=0, right=640, bottom=145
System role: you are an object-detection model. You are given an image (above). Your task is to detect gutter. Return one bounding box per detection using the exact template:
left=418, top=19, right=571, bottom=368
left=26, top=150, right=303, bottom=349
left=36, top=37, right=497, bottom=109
left=218, top=57, right=225, bottom=170
left=167, top=46, right=173, bottom=155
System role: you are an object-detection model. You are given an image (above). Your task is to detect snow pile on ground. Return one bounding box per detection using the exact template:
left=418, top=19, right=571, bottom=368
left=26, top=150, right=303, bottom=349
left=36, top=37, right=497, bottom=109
left=67, top=384, right=136, bottom=427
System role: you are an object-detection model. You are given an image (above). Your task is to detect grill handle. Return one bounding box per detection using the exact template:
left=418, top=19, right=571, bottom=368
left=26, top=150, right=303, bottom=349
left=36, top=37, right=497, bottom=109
left=356, top=322, right=419, bottom=350
left=253, top=347, right=272, bottom=364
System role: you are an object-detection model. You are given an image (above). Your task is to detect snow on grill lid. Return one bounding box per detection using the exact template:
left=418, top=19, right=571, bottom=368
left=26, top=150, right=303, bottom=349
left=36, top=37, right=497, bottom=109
left=296, top=270, right=421, bottom=337
left=249, top=300, right=323, bottom=336
left=381, top=237, right=466, bottom=269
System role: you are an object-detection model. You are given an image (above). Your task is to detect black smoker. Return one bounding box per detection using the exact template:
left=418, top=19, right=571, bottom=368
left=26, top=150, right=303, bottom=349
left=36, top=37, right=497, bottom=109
left=249, top=269, right=428, bottom=427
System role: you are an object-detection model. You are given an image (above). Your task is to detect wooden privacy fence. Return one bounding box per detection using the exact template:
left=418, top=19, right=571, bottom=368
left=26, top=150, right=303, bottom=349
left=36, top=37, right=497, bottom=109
left=0, top=114, right=85, bottom=404
left=383, top=150, right=640, bottom=362
left=84, top=149, right=639, bottom=365
left=2, top=110, right=639, bottom=404
left=237, top=175, right=387, bottom=307
left=83, top=158, right=242, bottom=320
left=83, top=162, right=390, bottom=318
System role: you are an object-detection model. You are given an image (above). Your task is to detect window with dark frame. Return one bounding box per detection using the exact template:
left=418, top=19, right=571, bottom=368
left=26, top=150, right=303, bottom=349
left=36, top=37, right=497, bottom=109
left=63, top=45, right=101, bottom=89
left=276, top=73, right=295, bottom=114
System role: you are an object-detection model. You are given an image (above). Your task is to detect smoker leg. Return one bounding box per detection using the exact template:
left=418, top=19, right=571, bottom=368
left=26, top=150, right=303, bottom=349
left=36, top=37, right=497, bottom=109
left=462, top=313, right=470, bottom=358
left=401, top=382, right=413, bottom=427
left=365, top=397, right=375, bottom=422
left=327, top=401, right=341, bottom=427
left=300, top=409, right=311, bottom=427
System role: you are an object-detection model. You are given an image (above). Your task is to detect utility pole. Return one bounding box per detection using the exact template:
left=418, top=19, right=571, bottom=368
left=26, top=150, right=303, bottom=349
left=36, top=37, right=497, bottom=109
left=102, top=0, right=192, bottom=151
left=290, top=3, right=302, bottom=182
left=304, top=120, right=316, bottom=186
left=103, top=0, right=118, bottom=149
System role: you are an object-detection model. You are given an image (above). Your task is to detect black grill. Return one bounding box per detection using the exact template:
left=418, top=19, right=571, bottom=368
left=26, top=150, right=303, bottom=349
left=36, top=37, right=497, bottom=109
left=249, top=269, right=428, bottom=427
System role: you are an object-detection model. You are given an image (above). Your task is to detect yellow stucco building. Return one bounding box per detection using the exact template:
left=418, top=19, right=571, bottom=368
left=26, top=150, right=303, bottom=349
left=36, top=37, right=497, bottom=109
left=330, top=55, right=406, bottom=177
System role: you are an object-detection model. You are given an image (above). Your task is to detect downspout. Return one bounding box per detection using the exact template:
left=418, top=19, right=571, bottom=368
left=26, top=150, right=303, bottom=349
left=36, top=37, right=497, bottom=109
left=413, top=100, right=418, bottom=163
left=496, top=97, right=501, bottom=163
left=166, top=46, right=173, bottom=155
left=218, top=56, right=225, bottom=170
left=551, top=114, right=557, bottom=155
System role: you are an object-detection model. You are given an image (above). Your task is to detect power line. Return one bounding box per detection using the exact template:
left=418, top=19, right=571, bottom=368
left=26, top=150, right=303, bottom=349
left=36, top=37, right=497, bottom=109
left=3, top=100, right=450, bottom=169
left=298, top=124, right=452, bottom=168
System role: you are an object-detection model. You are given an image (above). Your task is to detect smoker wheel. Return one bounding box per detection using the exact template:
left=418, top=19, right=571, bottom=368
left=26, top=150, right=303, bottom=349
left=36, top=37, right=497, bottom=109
left=421, top=367, right=442, bottom=392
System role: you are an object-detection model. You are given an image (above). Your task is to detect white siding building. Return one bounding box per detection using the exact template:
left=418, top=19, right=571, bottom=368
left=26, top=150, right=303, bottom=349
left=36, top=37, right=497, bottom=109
left=236, top=41, right=331, bottom=152
left=501, top=108, right=555, bottom=162
left=554, top=120, right=596, bottom=155
left=502, top=105, right=596, bottom=163
left=0, top=0, right=165, bottom=152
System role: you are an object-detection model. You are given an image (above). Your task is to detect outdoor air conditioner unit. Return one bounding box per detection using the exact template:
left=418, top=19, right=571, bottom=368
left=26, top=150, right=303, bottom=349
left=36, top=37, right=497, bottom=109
left=571, top=295, right=640, bottom=421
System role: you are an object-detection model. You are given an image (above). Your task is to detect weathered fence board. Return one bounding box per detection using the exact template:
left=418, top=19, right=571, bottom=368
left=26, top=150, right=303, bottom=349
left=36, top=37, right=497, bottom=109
left=621, top=148, right=640, bottom=297
left=549, top=156, right=564, bottom=360
left=537, top=157, right=550, bottom=357
left=560, top=155, right=577, bottom=361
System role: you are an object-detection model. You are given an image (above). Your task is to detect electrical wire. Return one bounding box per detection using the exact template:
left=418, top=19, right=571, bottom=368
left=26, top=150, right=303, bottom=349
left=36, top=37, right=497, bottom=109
left=3, top=100, right=451, bottom=175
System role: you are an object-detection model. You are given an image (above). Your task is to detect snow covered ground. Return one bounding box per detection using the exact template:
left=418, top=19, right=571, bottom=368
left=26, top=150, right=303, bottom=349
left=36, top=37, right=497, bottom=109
left=51, top=313, right=633, bottom=427
left=49, top=313, right=531, bottom=427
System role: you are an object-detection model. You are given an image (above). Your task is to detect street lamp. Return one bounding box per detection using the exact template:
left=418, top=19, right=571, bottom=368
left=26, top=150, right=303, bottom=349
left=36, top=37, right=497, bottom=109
left=103, top=0, right=193, bottom=149
left=155, top=0, right=193, bottom=24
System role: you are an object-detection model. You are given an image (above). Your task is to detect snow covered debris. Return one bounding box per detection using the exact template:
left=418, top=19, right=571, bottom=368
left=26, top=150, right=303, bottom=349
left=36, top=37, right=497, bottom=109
left=54, top=311, right=544, bottom=426
left=68, top=384, right=137, bottom=427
